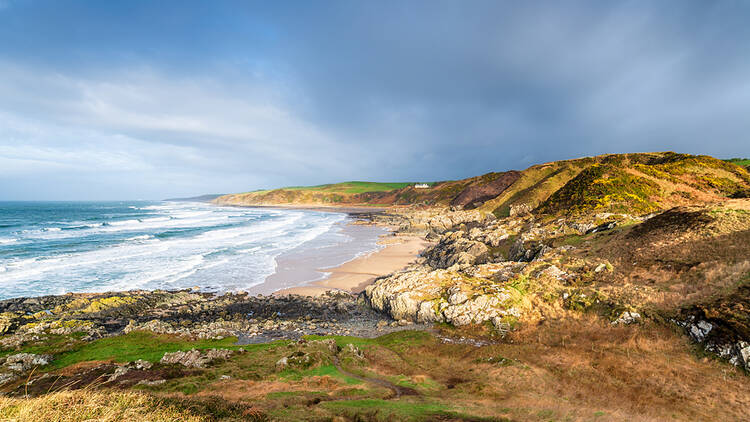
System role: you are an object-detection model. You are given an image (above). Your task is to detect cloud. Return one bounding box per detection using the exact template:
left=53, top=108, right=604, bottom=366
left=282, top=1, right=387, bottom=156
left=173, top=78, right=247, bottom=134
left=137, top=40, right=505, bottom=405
left=0, top=1, right=749, bottom=199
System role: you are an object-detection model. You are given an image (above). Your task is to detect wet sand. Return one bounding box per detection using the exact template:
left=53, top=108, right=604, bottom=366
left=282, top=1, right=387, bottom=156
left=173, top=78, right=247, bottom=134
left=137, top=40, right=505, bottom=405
left=274, top=234, right=430, bottom=297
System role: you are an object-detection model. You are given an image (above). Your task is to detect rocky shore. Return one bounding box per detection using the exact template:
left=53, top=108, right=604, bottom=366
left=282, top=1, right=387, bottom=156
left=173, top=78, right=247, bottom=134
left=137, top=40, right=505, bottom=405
left=0, top=289, right=427, bottom=346
left=361, top=201, right=750, bottom=372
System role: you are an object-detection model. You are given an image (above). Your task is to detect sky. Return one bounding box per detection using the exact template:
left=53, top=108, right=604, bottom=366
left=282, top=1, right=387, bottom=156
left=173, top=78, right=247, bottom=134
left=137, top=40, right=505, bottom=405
left=1, top=0, right=749, bottom=200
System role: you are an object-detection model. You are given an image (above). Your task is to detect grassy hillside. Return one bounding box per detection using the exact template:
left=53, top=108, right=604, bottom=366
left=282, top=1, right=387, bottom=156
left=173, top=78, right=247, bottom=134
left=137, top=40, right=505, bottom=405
left=215, top=172, right=520, bottom=208
left=480, top=152, right=750, bottom=217
left=283, top=181, right=415, bottom=194
left=216, top=152, right=750, bottom=216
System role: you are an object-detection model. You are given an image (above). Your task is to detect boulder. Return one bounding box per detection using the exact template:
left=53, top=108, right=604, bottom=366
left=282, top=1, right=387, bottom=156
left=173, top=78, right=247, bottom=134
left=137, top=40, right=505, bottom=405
left=160, top=348, right=234, bottom=368
left=2, top=353, right=52, bottom=372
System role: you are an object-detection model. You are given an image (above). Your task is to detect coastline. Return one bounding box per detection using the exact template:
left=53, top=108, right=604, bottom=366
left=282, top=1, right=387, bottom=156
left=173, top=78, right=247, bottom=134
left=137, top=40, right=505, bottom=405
left=273, top=233, right=430, bottom=296
left=213, top=202, right=392, bottom=215
left=215, top=203, right=429, bottom=297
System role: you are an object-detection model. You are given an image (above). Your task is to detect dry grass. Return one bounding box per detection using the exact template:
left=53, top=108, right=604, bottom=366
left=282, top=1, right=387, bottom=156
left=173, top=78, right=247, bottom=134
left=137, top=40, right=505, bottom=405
left=0, top=390, right=202, bottom=422
left=0, top=389, right=266, bottom=421
left=417, top=317, right=750, bottom=421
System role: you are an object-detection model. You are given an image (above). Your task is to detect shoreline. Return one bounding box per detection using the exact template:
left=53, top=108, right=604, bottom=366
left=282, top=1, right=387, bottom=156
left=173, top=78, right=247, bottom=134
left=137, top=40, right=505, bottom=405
left=213, top=202, right=393, bottom=215
left=273, top=233, right=430, bottom=297
left=214, top=203, right=429, bottom=297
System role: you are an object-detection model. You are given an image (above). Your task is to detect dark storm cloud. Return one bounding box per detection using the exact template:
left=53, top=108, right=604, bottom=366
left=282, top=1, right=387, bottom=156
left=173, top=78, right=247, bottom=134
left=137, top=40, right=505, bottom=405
left=0, top=0, right=749, bottom=199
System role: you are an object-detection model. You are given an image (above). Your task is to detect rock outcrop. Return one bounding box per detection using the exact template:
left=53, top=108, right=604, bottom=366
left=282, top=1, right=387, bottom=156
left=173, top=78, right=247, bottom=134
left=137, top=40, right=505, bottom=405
left=363, top=266, right=521, bottom=326
left=160, top=348, right=237, bottom=368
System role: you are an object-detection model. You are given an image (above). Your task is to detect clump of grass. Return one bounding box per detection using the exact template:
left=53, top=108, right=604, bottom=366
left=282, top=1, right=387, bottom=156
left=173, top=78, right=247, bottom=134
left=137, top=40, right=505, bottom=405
left=0, top=390, right=265, bottom=421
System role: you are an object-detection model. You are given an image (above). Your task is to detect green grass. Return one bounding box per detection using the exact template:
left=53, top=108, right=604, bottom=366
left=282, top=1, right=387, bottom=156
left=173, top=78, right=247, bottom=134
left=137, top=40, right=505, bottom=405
left=725, top=158, right=750, bottom=167
left=279, top=364, right=363, bottom=385
left=303, top=330, right=433, bottom=349
left=282, top=181, right=414, bottom=194
left=47, top=331, right=263, bottom=369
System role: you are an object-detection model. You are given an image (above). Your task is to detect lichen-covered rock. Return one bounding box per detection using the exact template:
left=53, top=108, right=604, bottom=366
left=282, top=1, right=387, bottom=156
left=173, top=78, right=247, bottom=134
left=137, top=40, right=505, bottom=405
left=509, top=239, right=549, bottom=262
left=0, top=312, right=22, bottom=335
left=423, top=234, right=490, bottom=269
left=611, top=311, right=641, bottom=325
left=1, top=353, right=52, bottom=373
left=344, top=343, right=365, bottom=360
left=364, top=267, right=449, bottom=322
left=160, top=348, right=234, bottom=368
left=363, top=266, right=521, bottom=326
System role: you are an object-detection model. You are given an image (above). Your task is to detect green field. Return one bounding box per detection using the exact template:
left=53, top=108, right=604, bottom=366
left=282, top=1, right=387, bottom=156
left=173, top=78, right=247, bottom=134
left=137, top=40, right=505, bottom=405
left=725, top=158, right=750, bottom=166
left=281, top=181, right=415, bottom=194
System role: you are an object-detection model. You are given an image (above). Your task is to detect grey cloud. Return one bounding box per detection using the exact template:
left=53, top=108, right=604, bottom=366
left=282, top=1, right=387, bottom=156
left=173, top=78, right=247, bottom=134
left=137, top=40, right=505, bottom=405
left=1, top=0, right=749, bottom=199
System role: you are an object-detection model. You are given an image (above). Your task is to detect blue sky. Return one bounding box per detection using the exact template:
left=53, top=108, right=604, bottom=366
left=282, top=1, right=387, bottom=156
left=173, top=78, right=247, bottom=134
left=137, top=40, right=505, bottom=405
left=1, top=0, right=749, bottom=200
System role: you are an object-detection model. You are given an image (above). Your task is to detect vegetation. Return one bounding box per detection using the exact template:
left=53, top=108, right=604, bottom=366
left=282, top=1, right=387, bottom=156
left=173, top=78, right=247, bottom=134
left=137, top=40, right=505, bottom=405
left=726, top=158, right=750, bottom=167
left=0, top=390, right=263, bottom=422
left=282, top=181, right=415, bottom=194
left=538, top=164, right=661, bottom=216
left=4, top=152, right=750, bottom=421
left=47, top=331, right=250, bottom=369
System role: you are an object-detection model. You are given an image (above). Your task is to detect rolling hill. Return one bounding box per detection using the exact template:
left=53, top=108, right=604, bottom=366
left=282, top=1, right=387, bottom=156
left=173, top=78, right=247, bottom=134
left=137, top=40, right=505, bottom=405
left=215, top=152, right=750, bottom=218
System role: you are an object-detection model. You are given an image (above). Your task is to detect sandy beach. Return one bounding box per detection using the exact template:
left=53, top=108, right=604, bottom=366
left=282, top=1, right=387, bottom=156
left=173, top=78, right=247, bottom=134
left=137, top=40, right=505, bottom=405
left=274, top=233, right=430, bottom=296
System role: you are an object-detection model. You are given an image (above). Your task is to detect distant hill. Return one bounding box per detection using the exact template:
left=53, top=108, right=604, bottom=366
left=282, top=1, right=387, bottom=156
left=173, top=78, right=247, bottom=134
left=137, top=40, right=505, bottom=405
left=215, top=152, right=750, bottom=216
left=214, top=173, right=521, bottom=209
left=164, top=194, right=224, bottom=202
left=726, top=157, right=750, bottom=171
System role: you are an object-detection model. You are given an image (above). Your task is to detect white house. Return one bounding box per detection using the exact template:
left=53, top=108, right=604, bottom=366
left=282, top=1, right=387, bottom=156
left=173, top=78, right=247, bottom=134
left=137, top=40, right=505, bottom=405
left=414, top=183, right=430, bottom=189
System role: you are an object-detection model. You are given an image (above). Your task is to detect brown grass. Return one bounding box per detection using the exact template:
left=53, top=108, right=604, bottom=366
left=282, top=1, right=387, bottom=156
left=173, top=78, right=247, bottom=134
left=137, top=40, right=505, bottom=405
left=0, top=390, right=204, bottom=422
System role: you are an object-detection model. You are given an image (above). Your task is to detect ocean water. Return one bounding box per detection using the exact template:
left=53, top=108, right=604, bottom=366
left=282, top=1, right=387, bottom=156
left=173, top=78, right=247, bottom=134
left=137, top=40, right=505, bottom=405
left=0, top=201, right=378, bottom=300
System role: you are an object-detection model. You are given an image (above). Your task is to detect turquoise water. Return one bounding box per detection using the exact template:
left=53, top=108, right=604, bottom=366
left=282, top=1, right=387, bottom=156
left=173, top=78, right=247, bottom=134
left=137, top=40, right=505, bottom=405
left=0, top=201, right=364, bottom=299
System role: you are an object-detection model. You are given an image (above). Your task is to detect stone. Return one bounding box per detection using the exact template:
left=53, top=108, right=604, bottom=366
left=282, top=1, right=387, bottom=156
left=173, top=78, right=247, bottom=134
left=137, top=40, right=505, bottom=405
left=137, top=379, right=166, bottom=386
left=345, top=344, right=365, bottom=359
left=447, top=286, right=468, bottom=305
left=132, top=359, right=153, bottom=370
left=738, top=342, right=750, bottom=369
left=611, top=311, right=641, bottom=325
left=509, top=203, right=532, bottom=217
left=2, top=353, right=52, bottom=372
left=107, top=366, right=130, bottom=382
left=160, top=348, right=234, bottom=368
left=688, top=320, right=713, bottom=342
left=539, top=265, right=567, bottom=281
left=0, top=372, right=18, bottom=385
left=275, top=357, right=288, bottom=371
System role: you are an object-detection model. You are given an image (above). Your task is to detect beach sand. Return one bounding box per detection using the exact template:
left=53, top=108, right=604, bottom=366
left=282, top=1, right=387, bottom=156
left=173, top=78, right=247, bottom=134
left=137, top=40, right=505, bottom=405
left=274, top=234, right=430, bottom=297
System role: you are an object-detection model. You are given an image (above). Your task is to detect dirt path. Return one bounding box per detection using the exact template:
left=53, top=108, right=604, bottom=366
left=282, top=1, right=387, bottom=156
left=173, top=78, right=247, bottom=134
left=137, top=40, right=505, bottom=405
left=331, top=355, right=418, bottom=398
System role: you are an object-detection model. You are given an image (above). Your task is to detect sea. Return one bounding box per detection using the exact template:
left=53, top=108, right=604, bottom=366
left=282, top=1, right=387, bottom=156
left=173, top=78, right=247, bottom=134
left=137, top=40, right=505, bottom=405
left=0, top=201, right=385, bottom=300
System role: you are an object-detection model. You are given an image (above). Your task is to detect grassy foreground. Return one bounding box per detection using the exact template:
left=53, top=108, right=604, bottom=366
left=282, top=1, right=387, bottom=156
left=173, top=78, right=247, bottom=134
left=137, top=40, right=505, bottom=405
left=0, top=324, right=748, bottom=421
